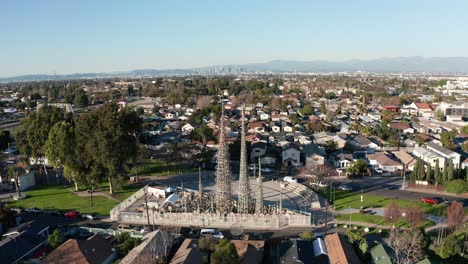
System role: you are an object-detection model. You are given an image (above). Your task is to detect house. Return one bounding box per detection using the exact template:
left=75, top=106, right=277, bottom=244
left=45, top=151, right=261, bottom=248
left=44, top=235, right=116, bottom=264
left=352, top=135, right=379, bottom=151
left=282, top=144, right=301, bottom=167
left=303, top=143, right=326, bottom=171
left=231, top=240, right=265, bottom=264
left=426, top=142, right=461, bottom=169
left=248, top=122, right=267, bottom=133
left=369, top=244, right=393, bottom=264
left=170, top=239, right=203, bottom=264
left=251, top=141, right=268, bottom=162
left=120, top=231, right=165, bottom=264
left=367, top=153, right=403, bottom=172
left=271, top=123, right=281, bottom=133
left=279, top=239, right=314, bottom=264
left=388, top=122, right=415, bottom=134
left=283, top=123, right=293, bottom=133
left=414, top=103, right=435, bottom=117
left=259, top=113, right=270, bottom=121
left=181, top=123, right=195, bottom=133
left=391, top=150, right=417, bottom=171
left=412, top=146, right=446, bottom=169
left=260, top=153, right=277, bottom=166
left=462, top=158, right=468, bottom=169
left=330, top=152, right=354, bottom=169
left=324, top=233, right=360, bottom=264
left=0, top=220, right=50, bottom=264
left=312, top=237, right=329, bottom=264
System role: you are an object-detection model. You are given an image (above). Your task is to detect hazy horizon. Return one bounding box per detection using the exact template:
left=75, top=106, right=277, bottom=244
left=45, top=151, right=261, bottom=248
left=1, top=0, right=468, bottom=77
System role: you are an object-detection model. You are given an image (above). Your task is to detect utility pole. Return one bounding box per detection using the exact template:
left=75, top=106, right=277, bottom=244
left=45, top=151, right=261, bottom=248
left=144, top=186, right=151, bottom=229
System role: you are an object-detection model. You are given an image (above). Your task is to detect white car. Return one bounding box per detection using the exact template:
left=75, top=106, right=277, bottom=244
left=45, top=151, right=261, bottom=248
left=283, top=176, right=297, bottom=183
left=374, top=168, right=383, bottom=174
left=25, top=207, right=42, bottom=214
left=200, top=229, right=224, bottom=239
left=310, top=181, right=328, bottom=188
left=82, top=214, right=95, bottom=220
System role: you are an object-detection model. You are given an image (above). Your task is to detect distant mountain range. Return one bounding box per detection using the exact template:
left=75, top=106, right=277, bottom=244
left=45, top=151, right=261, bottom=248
left=2, top=57, right=468, bottom=82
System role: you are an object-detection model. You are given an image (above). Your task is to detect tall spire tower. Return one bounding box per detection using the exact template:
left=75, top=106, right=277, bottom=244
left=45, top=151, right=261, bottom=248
left=237, top=105, right=250, bottom=214
left=215, top=101, right=232, bottom=213
left=198, top=167, right=203, bottom=200
left=255, top=158, right=264, bottom=214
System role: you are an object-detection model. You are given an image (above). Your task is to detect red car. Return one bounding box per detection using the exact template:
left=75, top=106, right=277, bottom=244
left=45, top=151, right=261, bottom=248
left=421, top=197, right=439, bottom=205
left=65, top=210, right=81, bottom=218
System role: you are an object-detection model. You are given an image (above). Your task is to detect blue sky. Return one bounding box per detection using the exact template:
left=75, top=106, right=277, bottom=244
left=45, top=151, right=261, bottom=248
left=1, top=0, right=467, bottom=77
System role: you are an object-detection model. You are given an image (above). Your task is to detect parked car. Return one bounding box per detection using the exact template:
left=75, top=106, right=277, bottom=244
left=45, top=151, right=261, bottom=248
left=283, top=176, right=297, bottom=183
left=200, top=229, right=224, bottom=239
left=65, top=210, right=81, bottom=219
left=374, top=168, right=383, bottom=174
left=421, top=197, right=440, bottom=205
left=261, top=167, right=273, bottom=173
left=10, top=207, right=24, bottom=214
left=310, top=181, right=328, bottom=188
left=25, top=207, right=42, bottom=214
left=339, top=184, right=353, bottom=192
left=385, top=184, right=399, bottom=190
left=82, top=214, right=95, bottom=220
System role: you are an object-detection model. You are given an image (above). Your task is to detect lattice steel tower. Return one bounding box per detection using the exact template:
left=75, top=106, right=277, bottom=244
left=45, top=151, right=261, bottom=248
left=255, top=158, right=264, bottom=214
left=237, top=105, right=250, bottom=214
left=215, top=103, right=232, bottom=213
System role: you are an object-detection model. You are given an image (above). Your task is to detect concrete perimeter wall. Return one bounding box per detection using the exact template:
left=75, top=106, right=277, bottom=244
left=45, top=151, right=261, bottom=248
left=117, top=211, right=311, bottom=229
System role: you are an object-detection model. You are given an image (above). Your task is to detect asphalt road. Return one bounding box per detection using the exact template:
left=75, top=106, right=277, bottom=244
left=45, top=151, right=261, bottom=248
left=328, top=175, right=468, bottom=205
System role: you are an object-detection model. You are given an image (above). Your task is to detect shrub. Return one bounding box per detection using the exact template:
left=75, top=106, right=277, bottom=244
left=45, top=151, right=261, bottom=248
left=445, top=180, right=467, bottom=194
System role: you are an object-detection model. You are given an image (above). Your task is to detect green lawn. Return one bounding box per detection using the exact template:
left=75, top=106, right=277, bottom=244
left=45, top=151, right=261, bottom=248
left=135, top=159, right=197, bottom=177
left=6, top=185, right=119, bottom=215
left=335, top=213, right=435, bottom=229
left=318, top=189, right=447, bottom=214
left=113, top=183, right=143, bottom=201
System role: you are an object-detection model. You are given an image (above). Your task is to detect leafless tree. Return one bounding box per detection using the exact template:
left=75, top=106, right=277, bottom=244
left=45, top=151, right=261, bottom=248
left=384, top=201, right=401, bottom=223
left=446, top=202, right=464, bottom=230
left=385, top=228, right=426, bottom=264
left=196, top=95, right=212, bottom=109
left=405, top=205, right=425, bottom=228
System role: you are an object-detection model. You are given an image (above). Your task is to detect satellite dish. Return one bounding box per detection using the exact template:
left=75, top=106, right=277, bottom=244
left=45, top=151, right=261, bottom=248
left=230, top=222, right=244, bottom=237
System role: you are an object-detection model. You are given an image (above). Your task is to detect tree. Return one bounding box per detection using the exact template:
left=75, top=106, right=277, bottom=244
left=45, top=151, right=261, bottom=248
left=418, top=161, right=426, bottom=181
left=348, top=159, right=368, bottom=175
left=199, top=235, right=217, bottom=252
left=75, top=103, right=142, bottom=194
left=319, top=101, right=327, bottom=114
left=301, top=104, right=314, bottom=116
left=384, top=201, right=401, bottom=223
left=440, top=130, right=457, bottom=150
left=425, top=162, right=432, bottom=183
left=434, top=162, right=441, bottom=186
left=289, top=113, right=300, bottom=125
left=405, top=205, right=425, bottom=228
left=48, top=229, right=62, bottom=249
left=461, top=125, right=468, bottom=134
left=385, top=228, right=426, bottom=264
left=211, top=239, right=239, bottom=264
left=17, top=105, right=65, bottom=171
left=299, top=231, right=315, bottom=241
left=435, top=234, right=463, bottom=259
left=441, top=163, right=448, bottom=184
left=435, top=109, right=446, bottom=121
left=73, top=89, right=89, bottom=108
left=192, top=125, right=213, bottom=145
left=446, top=201, right=464, bottom=230
left=0, top=130, right=13, bottom=151
left=45, top=121, right=82, bottom=190
left=7, top=166, right=22, bottom=198
left=445, top=179, right=467, bottom=194
left=115, top=232, right=141, bottom=258
left=447, top=160, right=455, bottom=182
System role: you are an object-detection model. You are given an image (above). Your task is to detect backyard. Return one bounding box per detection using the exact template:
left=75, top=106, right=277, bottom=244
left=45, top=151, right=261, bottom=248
left=133, top=158, right=197, bottom=177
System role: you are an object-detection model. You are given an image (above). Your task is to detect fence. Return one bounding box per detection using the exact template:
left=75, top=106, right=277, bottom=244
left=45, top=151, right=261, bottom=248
left=110, top=187, right=146, bottom=221
left=117, top=211, right=312, bottom=229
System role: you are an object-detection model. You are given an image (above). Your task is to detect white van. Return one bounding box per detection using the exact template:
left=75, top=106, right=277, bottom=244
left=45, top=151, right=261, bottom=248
left=200, top=229, right=224, bottom=239
left=283, top=176, right=297, bottom=183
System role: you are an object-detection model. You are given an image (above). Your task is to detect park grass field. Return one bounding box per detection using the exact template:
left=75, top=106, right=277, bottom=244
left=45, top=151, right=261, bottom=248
left=7, top=185, right=119, bottom=215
